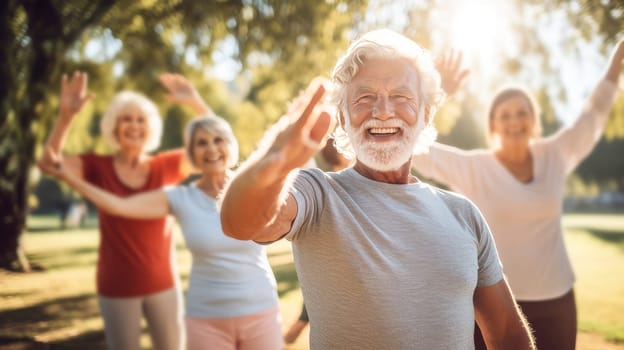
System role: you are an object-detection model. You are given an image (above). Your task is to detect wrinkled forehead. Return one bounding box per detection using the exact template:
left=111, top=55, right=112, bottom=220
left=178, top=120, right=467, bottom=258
left=349, top=56, right=420, bottom=93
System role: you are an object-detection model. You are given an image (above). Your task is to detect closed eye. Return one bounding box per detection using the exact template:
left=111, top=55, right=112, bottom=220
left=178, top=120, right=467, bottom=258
left=355, top=94, right=375, bottom=104
left=390, top=95, right=410, bottom=103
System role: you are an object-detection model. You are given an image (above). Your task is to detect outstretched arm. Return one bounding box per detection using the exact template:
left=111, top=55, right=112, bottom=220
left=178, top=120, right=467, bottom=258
left=38, top=148, right=170, bottom=219
left=159, top=73, right=213, bottom=177
left=220, top=79, right=333, bottom=242
left=159, top=73, right=213, bottom=116
left=412, top=50, right=470, bottom=184
left=474, top=279, right=536, bottom=350
left=42, top=71, right=95, bottom=178
left=548, top=38, right=624, bottom=172
left=604, top=38, right=624, bottom=84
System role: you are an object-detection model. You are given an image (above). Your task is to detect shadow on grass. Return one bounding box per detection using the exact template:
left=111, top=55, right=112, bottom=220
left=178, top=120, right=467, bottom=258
left=0, top=294, right=102, bottom=349
left=46, top=329, right=106, bottom=350
left=0, top=336, right=50, bottom=349
left=27, top=247, right=98, bottom=271
left=587, top=229, right=624, bottom=248
left=0, top=293, right=99, bottom=332
left=0, top=329, right=106, bottom=350
left=569, top=227, right=624, bottom=251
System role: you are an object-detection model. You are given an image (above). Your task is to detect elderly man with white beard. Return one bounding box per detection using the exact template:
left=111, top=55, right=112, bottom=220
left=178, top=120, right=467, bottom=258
left=220, top=29, right=535, bottom=350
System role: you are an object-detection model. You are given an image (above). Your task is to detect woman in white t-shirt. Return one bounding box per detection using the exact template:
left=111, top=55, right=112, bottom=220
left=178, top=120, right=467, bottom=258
left=40, top=115, right=282, bottom=350
left=412, top=40, right=624, bottom=350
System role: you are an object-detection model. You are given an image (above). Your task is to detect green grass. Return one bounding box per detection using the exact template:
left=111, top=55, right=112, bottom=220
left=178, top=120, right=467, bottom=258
left=0, top=214, right=622, bottom=349
left=564, top=213, right=624, bottom=344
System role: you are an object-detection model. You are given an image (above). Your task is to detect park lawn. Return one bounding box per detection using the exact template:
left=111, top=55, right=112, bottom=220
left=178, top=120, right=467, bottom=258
left=564, top=214, right=624, bottom=345
left=0, top=213, right=622, bottom=349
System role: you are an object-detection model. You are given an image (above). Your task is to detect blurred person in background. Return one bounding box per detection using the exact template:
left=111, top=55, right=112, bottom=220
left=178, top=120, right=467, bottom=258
left=40, top=115, right=282, bottom=350
left=414, top=39, right=624, bottom=350
left=39, top=71, right=210, bottom=350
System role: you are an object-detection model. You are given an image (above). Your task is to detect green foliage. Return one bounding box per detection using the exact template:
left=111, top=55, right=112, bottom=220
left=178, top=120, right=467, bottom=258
left=577, top=138, right=624, bottom=191
left=606, top=95, right=624, bottom=139
left=0, top=0, right=368, bottom=267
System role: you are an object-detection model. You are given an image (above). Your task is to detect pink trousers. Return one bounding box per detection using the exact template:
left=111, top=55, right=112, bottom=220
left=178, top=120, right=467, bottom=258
left=185, top=305, right=282, bottom=350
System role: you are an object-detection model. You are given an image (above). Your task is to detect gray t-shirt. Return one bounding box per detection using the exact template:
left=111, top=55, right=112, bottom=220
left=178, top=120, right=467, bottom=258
left=286, top=168, right=503, bottom=350
left=166, top=184, right=278, bottom=318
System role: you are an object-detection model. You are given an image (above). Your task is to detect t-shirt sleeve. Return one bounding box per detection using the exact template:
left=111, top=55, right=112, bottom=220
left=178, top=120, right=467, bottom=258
left=545, top=79, right=619, bottom=174
left=164, top=186, right=183, bottom=217
left=412, top=143, right=476, bottom=191
left=470, top=202, right=504, bottom=287
left=153, top=149, right=187, bottom=185
left=286, top=169, right=325, bottom=241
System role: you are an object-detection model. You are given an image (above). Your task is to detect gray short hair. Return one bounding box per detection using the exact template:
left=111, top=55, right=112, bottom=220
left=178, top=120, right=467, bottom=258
left=100, top=91, right=162, bottom=153
left=330, top=29, right=444, bottom=158
left=184, top=115, right=239, bottom=168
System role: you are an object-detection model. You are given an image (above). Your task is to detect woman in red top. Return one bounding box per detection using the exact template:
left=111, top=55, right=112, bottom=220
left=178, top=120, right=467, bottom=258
left=41, top=71, right=210, bottom=350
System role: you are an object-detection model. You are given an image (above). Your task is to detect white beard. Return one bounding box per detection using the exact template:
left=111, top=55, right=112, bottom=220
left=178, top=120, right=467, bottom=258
left=345, top=116, right=425, bottom=172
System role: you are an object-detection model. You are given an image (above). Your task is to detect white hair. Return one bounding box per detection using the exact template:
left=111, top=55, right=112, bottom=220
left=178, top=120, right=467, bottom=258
left=100, top=91, right=162, bottom=152
left=184, top=115, right=239, bottom=168
left=330, top=29, right=444, bottom=158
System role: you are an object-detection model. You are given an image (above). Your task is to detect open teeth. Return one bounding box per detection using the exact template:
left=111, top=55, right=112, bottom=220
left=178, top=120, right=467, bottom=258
left=369, top=127, right=399, bottom=135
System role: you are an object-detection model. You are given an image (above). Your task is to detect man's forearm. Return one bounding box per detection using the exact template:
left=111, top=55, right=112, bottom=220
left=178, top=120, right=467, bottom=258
left=220, top=155, right=293, bottom=241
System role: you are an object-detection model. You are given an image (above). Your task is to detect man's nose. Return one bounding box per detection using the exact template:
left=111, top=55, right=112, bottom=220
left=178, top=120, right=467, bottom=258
left=373, top=95, right=393, bottom=119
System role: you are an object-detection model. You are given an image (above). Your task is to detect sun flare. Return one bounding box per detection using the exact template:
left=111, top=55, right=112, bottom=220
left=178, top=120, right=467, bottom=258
left=448, top=1, right=512, bottom=70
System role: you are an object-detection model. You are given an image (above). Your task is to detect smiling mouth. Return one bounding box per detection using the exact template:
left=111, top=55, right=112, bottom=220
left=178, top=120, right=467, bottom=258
left=368, top=127, right=400, bottom=135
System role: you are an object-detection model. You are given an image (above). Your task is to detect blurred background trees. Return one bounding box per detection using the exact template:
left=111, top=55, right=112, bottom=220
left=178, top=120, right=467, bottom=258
left=1, top=0, right=623, bottom=271
left=0, top=0, right=367, bottom=270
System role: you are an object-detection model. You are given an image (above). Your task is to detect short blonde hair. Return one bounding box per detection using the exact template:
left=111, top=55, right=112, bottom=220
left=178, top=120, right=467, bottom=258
left=330, top=29, right=444, bottom=158
left=184, top=115, right=239, bottom=168
left=100, top=91, right=162, bottom=152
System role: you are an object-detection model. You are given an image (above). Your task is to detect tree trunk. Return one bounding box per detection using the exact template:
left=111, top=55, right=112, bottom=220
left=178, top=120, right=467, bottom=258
left=0, top=0, right=27, bottom=272
left=0, top=0, right=61, bottom=272
left=0, top=175, right=31, bottom=272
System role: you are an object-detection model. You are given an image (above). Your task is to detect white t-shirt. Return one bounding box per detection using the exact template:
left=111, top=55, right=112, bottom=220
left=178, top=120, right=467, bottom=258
left=166, top=184, right=278, bottom=318
left=412, top=79, right=619, bottom=301
left=287, top=167, right=503, bottom=350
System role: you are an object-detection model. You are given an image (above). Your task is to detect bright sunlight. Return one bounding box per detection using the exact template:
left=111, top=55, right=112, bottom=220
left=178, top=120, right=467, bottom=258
left=447, top=1, right=513, bottom=73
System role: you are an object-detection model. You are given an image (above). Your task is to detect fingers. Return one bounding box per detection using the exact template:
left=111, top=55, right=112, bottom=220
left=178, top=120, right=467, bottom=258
left=38, top=148, right=63, bottom=176
left=159, top=73, right=192, bottom=92
left=62, top=71, right=93, bottom=101
left=441, top=49, right=463, bottom=76
left=159, top=73, right=177, bottom=89
left=293, top=79, right=326, bottom=131
left=306, top=109, right=335, bottom=147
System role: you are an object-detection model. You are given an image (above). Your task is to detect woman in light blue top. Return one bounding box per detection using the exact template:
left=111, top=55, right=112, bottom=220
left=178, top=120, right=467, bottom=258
left=40, top=115, right=282, bottom=350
